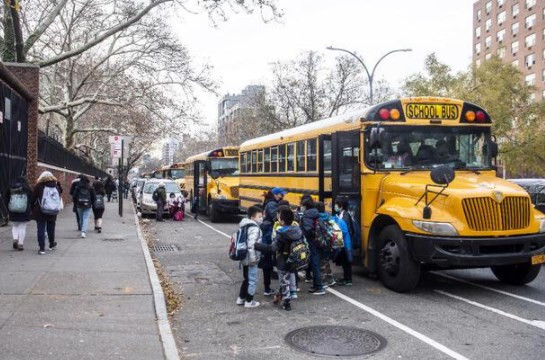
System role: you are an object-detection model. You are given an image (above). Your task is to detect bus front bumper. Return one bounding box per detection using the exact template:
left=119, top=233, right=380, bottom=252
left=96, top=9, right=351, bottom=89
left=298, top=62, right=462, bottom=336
left=407, top=232, right=545, bottom=267
left=213, top=199, right=240, bottom=213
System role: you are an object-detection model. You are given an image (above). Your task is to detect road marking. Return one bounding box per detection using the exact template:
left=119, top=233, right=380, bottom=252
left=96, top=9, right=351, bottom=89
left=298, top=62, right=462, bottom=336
left=435, top=290, right=545, bottom=331
left=432, top=271, right=545, bottom=308
left=185, top=213, right=231, bottom=238
left=326, top=287, right=470, bottom=360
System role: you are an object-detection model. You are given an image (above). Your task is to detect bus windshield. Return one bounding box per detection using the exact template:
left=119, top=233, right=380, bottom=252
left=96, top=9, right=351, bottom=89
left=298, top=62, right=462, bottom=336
left=210, top=158, right=239, bottom=176
left=366, top=126, right=492, bottom=170
left=170, top=169, right=185, bottom=179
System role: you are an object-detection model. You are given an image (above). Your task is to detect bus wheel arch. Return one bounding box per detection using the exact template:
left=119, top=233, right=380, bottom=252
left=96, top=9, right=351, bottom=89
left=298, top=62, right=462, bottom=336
left=368, top=215, right=398, bottom=274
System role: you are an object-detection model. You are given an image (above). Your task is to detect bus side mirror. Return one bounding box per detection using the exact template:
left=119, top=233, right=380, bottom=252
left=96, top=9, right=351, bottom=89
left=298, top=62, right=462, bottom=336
left=204, top=161, right=211, bottom=172
left=490, top=141, right=498, bottom=158
left=430, top=166, right=455, bottom=185
left=369, top=127, right=385, bottom=148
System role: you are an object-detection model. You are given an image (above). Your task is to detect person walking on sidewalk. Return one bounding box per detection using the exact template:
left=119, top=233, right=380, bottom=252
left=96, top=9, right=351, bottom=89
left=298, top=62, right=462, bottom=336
left=32, top=171, right=63, bottom=255
left=4, top=176, right=32, bottom=251
left=236, top=206, right=264, bottom=308
left=73, top=175, right=96, bottom=238
left=69, top=174, right=83, bottom=231
left=92, top=178, right=106, bottom=233
left=153, top=182, right=167, bottom=222
left=105, top=176, right=115, bottom=202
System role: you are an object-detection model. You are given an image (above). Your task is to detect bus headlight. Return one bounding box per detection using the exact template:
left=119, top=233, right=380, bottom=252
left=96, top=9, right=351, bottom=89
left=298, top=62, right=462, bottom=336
left=413, top=220, right=458, bottom=236
left=539, top=219, right=545, bottom=233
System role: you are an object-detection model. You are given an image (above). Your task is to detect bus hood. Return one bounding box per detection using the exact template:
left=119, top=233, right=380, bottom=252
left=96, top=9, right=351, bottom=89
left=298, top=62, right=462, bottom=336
left=211, top=176, right=240, bottom=200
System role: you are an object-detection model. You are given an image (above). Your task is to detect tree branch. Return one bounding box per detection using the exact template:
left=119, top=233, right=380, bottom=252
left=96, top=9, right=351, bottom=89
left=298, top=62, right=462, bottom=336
left=24, top=0, right=69, bottom=55
left=39, top=97, right=123, bottom=114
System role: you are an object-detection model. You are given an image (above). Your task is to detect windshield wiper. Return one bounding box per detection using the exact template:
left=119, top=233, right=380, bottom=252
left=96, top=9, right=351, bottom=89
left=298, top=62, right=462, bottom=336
left=453, top=165, right=480, bottom=175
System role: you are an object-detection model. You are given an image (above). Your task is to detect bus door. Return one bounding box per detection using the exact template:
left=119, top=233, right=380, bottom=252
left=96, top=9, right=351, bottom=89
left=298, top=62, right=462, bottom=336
left=193, top=160, right=207, bottom=209
left=332, top=130, right=362, bottom=254
left=318, top=134, right=333, bottom=208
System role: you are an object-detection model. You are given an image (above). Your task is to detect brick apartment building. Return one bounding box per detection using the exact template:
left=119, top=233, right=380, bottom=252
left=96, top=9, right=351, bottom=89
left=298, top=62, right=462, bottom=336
left=473, top=0, right=545, bottom=100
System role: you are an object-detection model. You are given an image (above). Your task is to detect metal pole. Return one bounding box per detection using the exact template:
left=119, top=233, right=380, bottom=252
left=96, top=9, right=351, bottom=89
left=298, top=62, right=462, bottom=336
left=119, top=139, right=124, bottom=217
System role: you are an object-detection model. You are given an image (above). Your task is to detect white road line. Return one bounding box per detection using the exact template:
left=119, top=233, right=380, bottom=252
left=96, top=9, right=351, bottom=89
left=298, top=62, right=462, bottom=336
left=432, top=271, right=545, bottom=308
left=435, top=290, right=545, bottom=331
left=185, top=213, right=231, bottom=238
left=325, top=288, right=470, bottom=360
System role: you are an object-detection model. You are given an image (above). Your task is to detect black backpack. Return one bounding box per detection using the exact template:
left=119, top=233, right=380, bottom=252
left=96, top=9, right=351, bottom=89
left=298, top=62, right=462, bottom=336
left=229, top=224, right=256, bottom=261
left=152, top=190, right=159, bottom=202
left=77, top=187, right=92, bottom=208
left=287, top=237, right=310, bottom=271
left=94, top=194, right=105, bottom=210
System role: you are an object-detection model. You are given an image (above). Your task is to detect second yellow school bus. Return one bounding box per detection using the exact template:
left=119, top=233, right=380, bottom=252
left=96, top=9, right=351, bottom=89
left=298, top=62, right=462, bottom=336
left=239, top=97, right=545, bottom=292
left=185, top=147, right=240, bottom=222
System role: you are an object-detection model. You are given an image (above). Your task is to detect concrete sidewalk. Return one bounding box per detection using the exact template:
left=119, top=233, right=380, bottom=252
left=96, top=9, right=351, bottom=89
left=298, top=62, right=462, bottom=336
left=0, top=199, right=165, bottom=359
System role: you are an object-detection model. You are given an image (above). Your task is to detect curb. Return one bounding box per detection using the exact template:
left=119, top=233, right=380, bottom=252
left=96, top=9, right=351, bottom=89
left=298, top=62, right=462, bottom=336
left=133, top=210, right=181, bottom=360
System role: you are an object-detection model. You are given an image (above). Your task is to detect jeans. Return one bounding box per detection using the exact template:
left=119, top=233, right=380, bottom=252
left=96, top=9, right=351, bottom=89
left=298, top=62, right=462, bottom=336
left=262, top=267, right=272, bottom=292
left=309, top=242, right=324, bottom=290
left=156, top=200, right=164, bottom=221
left=76, top=207, right=92, bottom=233
left=37, top=220, right=55, bottom=251
left=239, top=265, right=259, bottom=302
left=74, top=207, right=81, bottom=230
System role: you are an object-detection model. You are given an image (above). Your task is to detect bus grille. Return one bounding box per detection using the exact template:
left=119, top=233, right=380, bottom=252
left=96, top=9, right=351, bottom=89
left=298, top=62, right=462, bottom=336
left=462, top=197, right=531, bottom=231
left=230, top=186, right=239, bottom=198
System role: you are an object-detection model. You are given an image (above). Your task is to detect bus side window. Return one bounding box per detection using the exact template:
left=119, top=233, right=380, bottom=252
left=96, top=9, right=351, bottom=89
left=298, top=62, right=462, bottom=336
left=241, top=153, right=247, bottom=173
left=251, top=151, right=257, bottom=173
left=307, top=138, right=317, bottom=172
left=279, top=145, right=286, bottom=172
left=297, top=140, right=306, bottom=172
left=287, top=143, right=295, bottom=172
left=323, top=139, right=332, bottom=171
left=271, top=147, right=278, bottom=173
left=264, top=148, right=271, bottom=173
left=258, top=149, right=263, bottom=172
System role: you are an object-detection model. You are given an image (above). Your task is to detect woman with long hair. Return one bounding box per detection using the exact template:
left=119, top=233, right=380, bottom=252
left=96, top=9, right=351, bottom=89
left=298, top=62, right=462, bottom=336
left=5, top=176, right=33, bottom=251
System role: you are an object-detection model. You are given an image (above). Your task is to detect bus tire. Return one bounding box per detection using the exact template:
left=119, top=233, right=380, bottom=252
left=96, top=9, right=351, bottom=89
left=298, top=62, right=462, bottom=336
left=209, top=200, right=219, bottom=223
left=377, top=225, right=421, bottom=292
left=491, top=262, right=541, bottom=285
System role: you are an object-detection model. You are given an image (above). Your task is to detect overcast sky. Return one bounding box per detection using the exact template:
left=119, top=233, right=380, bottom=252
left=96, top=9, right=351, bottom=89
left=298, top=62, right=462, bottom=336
left=171, top=0, right=476, bottom=132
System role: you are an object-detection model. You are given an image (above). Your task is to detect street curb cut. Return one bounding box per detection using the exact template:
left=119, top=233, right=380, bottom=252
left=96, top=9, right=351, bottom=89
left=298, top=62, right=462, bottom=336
left=133, top=211, right=180, bottom=360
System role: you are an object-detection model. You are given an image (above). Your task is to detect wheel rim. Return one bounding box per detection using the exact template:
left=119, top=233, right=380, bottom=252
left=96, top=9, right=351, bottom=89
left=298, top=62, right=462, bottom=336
left=380, top=239, right=401, bottom=277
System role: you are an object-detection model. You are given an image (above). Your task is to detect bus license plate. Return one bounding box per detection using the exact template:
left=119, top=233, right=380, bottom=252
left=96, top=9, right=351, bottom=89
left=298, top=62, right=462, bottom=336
left=531, top=254, right=545, bottom=265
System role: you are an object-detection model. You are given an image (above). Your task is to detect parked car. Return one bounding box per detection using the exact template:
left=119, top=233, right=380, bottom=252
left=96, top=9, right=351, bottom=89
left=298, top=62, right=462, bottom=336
left=132, top=178, right=146, bottom=204
left=509, top=178, right=545, bottom=214
left=138, top=179, right=182, bottom=216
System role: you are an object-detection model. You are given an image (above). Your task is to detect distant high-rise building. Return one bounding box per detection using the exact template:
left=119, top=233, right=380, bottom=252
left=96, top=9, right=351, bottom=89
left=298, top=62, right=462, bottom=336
left=217, top=85, right=265, bottom=145
left=473, top=0, right=545, bottom=100
left=161, top=138, right=179, bottom=166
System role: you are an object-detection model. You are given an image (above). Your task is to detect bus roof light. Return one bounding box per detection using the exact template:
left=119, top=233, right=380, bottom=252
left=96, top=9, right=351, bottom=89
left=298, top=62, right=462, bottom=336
left=475, top=111, right=486, bottom=122
left=465, top=111, right=476, bottom=122
left=390, top=109, right=401, bottom=120
left=378, top=108, right=390, bottom=120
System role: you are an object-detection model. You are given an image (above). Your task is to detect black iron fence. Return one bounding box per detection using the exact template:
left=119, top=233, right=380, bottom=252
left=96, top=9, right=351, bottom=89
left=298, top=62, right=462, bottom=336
left=38, top=131, right=108, bottom=178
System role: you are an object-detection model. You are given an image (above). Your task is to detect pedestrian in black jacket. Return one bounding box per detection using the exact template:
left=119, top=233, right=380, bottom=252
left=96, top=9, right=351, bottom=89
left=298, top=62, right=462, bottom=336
left=32, top=171, right=63, bottom=254
left=4, top=176, right=32, bottom=251
left=73, top=175, right=96, bottom=238
left=69, top=174, right=83, bottom=230
left=299, top=197, right=325, bottom=295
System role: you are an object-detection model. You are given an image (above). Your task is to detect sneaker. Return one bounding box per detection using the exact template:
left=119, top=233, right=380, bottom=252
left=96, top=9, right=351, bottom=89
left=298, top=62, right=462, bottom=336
left=98, top=228, right=102, bottom=233
left=337, top=279, right=353, bottom=286
left=12, top=241, right=18, bottom=250
left=308, top=287, right=326, bottom=295
left=236, top=297, right=245, bottom=306
left=324, top=278, right=336, bottom=288
left=273, top=293, right=282, bottom=305
left=290, top=291, right=298, bottom=300
left=244, top=300, right=260, bottom=308
left=17, top=244, right=24, bottom=251
left=263, top=288, right=275, bottom=296
left=38, top=250, right=45, bottom=255
left=81, top=232, right=86, bottom=238
left=49, top=242, right=57, bottom=251
left=282, top=301, right=291, bottom=311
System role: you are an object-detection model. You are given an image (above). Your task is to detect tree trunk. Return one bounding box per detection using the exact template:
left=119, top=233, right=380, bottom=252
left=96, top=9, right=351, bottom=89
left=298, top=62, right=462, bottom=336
left=2, top=3, right=15, bottom=62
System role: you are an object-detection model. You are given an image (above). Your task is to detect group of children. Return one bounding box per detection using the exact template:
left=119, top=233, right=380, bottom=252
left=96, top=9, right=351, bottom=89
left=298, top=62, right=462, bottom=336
left=235, top=187, right=356, bottom=311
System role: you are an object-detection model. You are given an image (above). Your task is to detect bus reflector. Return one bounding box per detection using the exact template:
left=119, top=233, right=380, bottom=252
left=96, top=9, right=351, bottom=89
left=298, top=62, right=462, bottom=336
left=378, top=108, right=390, bottom=120
left=476, top=111, right=486, bottom=122
left=390, top=109, right=401, bottom=120
left=465, top=111, right=476, bottom=122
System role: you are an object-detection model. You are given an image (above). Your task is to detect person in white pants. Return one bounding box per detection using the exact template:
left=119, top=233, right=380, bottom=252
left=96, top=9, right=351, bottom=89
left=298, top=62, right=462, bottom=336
left=5, top=177, right=33, bottom=251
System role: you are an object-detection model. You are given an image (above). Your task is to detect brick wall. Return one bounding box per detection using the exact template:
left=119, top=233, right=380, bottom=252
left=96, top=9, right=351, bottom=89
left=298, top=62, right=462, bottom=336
left=4, top=63, right=40, bottom=185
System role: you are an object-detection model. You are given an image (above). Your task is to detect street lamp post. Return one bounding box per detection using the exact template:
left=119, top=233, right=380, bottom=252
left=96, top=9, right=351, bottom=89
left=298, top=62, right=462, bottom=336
left=326, top=46, right=412, bottom=104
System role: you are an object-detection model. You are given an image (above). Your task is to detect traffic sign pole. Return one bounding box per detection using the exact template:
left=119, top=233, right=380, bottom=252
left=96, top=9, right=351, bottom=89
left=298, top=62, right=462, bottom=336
left=119, top=139, right=124, bottom=217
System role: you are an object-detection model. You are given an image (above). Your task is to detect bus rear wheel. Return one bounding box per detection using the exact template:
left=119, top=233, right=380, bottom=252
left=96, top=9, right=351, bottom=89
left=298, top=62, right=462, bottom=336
left=377, top=225, right=421, bottom=292
left=491, top=262, right=541, bottom=285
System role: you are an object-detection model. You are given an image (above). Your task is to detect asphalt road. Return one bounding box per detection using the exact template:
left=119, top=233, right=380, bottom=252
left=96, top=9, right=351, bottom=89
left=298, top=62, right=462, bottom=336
left=147, top=211, right=545, bottom=360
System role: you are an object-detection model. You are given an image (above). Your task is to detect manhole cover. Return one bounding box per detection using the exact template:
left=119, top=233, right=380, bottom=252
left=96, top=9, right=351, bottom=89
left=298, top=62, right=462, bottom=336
left=152, top=243, right=178, bottom=252
left=285, top=325, right=386, bottom=357
left=102, top=237, right=125, bottom=242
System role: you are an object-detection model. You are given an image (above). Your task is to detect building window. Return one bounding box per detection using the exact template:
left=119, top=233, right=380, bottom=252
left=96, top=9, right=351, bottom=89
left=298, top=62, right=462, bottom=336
left=264, top=147, right=270, bottom=173
left=512, top=22, right=519, bottom=36
left=525, top=53, right=536, bottom=67
left=512, top=59, right=519, bottom=67
left=543, top=49, right=545, bottom=60
left=279, top=145, right=286, bottom=172
left=526, top=0, right=536, bottom=9
left=485, top=19, right=492, bottom=32
left=543, top=8, right=545, bottom=20
left=498, top=47, right=506, bottom=58
left=485, top=36, right=491, bottom=49
left=486, top=1, right=492, bottom=14
left=485, top=53, right=492, bottom=60
left=287, top=143, right=295, bottom=172
left=477, top=9, right=482, bottom=21
left=497, top=0, right=504, bottom=6
left=497, top=29, right=505, bottom=42
left=512, top=40, right=519, bottom=54
left=307, top=138, right=317, bottom=172
left=497, top=11, right=506, bottom=24
left=476, top=26, right=481, bottom=38
left=476, top=43, right=481, bottom=54
left=512, top=3, right=519, bottom=17
left=542, top=28, right=545, bottom=40
left=525, top=73, right=536, bottom=86
left=271, top=147, right=278, bottom=172
left=525, top=33, right=536, bottom=48
left=296, top=140, right=306, bottom=172
left=525, top=14, right=536, bottom=29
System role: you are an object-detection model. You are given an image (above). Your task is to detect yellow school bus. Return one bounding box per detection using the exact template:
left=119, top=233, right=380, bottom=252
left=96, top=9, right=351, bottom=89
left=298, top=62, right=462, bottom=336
left=185, top=147, right=240, bottom=222
left=239, top=97, right=545, bottom=292
left=157, top=163, right=186, bottom=191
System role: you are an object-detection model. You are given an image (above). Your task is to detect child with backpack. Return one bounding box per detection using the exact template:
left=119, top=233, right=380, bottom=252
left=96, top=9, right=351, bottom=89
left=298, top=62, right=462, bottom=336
left=234, top=206, right=264, bottom=308
left=255, top=207, right=305, bottom=311
left=73, top=175, right=96, bottom=238
left=314, top=201, right=344, bottom=288
left=334, top=197, right=356, bottom=286
left=5, top=177, right=32, bottom=251
left=168, top=193, right=185, bottom=221
left=92, top=179, right=106, bottom=233
left=31, top=171, right=63, bottom=255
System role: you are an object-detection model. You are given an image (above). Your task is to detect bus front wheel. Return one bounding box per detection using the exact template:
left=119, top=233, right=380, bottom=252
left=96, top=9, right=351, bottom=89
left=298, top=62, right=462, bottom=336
left=491, top=262, right=541, bottom=285
left=208, top=200, right=219, bottom=223
left=377, top=225, right=421, bottom=292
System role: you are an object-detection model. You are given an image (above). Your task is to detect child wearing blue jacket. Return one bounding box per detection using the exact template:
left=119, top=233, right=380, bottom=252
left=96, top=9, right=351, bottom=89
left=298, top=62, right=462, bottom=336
left=334, top=198, right=353, bottom=286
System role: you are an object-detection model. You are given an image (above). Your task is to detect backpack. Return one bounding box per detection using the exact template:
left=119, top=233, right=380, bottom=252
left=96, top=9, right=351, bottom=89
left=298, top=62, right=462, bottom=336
left=287, top=237, right=310, bottom=271
left=229, top=224, right=256, bottom=261
left=94, top=194, right=105, bottom=210
left=152, top=190, right=159, bottom=202
left=8, top=186, right=28, bottom=214
left=347, top=212, right=361, bottom=250
left=174, top=210, right=184, bottom=221
left=77, top=187, right=92, bottom=208
left=314, top=217, right=344, bottom=252
left=40, top=186, right=61, bottom=215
